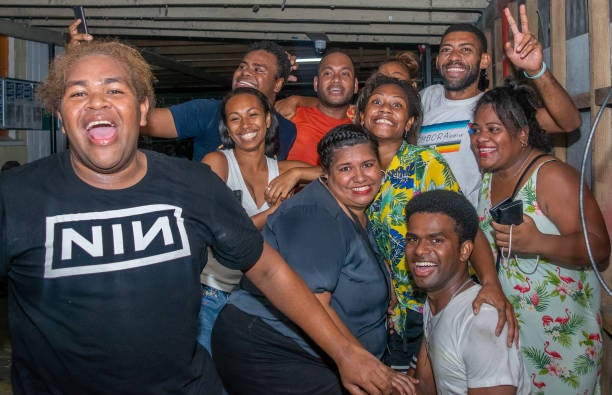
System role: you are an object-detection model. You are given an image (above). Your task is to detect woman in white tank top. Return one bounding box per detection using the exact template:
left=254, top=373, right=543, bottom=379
left=197, top=87, right=318, bottom=353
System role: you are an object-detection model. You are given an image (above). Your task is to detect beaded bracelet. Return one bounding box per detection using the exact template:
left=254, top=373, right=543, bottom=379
left=523, top=61, right=547, bottom=79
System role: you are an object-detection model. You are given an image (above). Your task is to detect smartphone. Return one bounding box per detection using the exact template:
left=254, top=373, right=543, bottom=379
left=73, top=6, right=89, bottom=34
left=490, top=197, right=524, bottom=225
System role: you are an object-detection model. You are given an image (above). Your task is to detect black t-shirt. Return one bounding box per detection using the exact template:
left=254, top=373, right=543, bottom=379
left=0, top=150, right=263, bottom=394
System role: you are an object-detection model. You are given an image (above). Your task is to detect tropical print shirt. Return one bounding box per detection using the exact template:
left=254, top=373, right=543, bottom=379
left=367, top=142, right=459, bottom=335
left=478, top=164, right=603, bottom=395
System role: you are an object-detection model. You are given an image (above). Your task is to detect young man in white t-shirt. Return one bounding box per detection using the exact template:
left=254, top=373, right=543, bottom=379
left=419, top=5, right=581, bottom=207
left=406, top=190, right=530, bottom=395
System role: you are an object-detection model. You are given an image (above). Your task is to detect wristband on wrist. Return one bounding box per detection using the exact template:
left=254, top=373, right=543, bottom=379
left=523, top=62, right=547, bottom=79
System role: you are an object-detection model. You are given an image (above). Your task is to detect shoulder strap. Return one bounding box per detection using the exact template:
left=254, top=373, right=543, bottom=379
left=511, top=153, right=549, bottom=199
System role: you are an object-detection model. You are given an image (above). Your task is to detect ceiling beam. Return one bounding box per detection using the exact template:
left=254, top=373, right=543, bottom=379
left=0, top=7, right=482, bottom=25
left=59, top=27, right=443, bottom=44
left=140, top=48, right=230, bottom=86
left=0, top=19, right=65, bottom=45
left=11, top=0, right=491, bottom=10
left=21, top=18, right=449, bottom=37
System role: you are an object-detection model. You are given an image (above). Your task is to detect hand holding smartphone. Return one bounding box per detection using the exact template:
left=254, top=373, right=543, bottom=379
left=73, top=6, right=88, bottom=34
left=489, top=197, right=524, bottom=225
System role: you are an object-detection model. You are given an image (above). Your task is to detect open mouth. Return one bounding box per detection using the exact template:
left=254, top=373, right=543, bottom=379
left=240, top=131, right=258, bottom=140
left=86, top=120, right=117, bottom=145
left=235, top=80, right=256, bottom=89
left=477, top=147, right=496, bottom=157
left=443, top=63, right=468, bottom=76
left=374, top=118, right=394, bottom=126
left=351, top=185, right=373, bottom=195
left=413, top=261, right=437, bottom=276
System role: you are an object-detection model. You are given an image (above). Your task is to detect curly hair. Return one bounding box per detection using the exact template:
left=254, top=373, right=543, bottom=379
left=219, top=87, right=280, bottom=157
left=317, top=123, right=379, bottom=171
left=37, top=39, right=156, bottom=117
left=405, top=190, right=478, bottom=244
left=246, top=41, right=291, bottom=83
left=475, top=79, right=551, bottom=152
left=378, top=50, right=420, bottom=85
left=355, top=73, right=423, bottom=144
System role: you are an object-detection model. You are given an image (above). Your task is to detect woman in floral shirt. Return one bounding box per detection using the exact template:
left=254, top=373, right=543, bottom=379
left=357, top=74, right=515, bottom=372
left=471, top=81, right=610, bottom=394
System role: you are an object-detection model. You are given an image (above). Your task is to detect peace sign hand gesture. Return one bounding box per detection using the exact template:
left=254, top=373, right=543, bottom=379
left=504, top=4, right=544, bottom=76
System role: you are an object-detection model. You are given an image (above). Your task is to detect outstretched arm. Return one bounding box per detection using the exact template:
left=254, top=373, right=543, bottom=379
left=245, top=242, right=416, bottom=395
left=504, top=5, right=581, bottom=133
left=274, top=96, right=319, bottom=119
left=265, top=161, right=322, bottom=205
left=139, top=108, right=179, bottom=138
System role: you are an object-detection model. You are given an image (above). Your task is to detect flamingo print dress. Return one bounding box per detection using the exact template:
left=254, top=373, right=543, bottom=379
left=477, top=163, right=603, bottom=395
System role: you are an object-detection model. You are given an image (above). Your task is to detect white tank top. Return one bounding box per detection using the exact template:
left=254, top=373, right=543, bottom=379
left=200, top=149, right=280, bottom=292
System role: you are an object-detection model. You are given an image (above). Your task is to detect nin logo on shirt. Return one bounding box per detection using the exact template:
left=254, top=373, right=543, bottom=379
left=44, top=204, right=191, bottom=278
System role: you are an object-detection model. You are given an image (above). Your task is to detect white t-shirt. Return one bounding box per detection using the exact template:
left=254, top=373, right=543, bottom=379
left=423, top=284, right=530, bottom=395
left=419, top=84, right=483, bottom=207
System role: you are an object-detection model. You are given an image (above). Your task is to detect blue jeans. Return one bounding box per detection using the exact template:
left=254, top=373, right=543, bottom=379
left=198, top=284, right=230, bottom=353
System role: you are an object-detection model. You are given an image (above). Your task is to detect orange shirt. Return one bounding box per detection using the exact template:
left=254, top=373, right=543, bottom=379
left=286, top=107, right=352, bottom=166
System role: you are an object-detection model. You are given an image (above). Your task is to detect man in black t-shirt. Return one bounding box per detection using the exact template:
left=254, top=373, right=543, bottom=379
left=0, top=40, right=416, bottom=394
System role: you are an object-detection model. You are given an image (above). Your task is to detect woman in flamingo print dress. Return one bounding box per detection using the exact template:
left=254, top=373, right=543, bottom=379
left=470, top=81, right=610, bottom=394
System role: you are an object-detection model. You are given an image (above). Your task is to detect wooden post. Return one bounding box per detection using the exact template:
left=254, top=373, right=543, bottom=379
left=493, top=18, right=504, bottom=87
left=588, top=0, right=612, bottom=393
left=549, top=0, right=568, bottom=160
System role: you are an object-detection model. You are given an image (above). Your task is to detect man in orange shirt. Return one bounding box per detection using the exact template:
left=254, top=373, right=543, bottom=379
left=286, top=50, right=358, bottom=165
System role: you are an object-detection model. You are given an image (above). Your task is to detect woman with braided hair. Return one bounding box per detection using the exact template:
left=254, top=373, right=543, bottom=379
left=212, top=124, right=417, bottom=394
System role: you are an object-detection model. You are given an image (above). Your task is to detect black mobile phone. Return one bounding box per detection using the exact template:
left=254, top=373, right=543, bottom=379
left=490, top=197, right=524, bottom=225
left=73, top=6, right=89, bottom=34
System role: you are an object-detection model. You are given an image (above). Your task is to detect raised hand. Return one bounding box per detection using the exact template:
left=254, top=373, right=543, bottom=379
left=503, top=4, right=544, bottom=76
left=67, top=19, right=93, bottom=50
left=286, top=51, right=299, bottom=83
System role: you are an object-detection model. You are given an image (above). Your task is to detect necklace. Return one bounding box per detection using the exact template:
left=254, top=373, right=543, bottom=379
left=448, top=278, right=474, bottom=301
left=425, top=278, right=474, bottom=355
left=494, top=148, right=533, bottom=183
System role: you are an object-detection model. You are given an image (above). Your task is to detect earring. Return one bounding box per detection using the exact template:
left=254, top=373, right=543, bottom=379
left=520, top=140, right=527, bottom=147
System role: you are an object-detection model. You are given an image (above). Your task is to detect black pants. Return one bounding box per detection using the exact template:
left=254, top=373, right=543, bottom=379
left=383, top=308, right=423, bottom=371
left=212, top=304, right=347, bottom=395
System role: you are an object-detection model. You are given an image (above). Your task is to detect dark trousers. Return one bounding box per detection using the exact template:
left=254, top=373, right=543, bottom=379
left=383, top=308, right=423, bottom=371
left=212, top=304, right=347, bottom=395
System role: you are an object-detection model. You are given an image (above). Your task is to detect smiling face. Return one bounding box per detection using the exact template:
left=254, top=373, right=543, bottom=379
left=58, top=54, right=149, bottom=178
left=405, top=212, right=472, bottom=298
left=314, top=52, right=358, bottom=109
left=223, top=92, right=271, bottom=152
left=232, top=49, right=283, bottom=104
left=471, top=103, right=527, bottom=173
left=360, top=83, right=414, bottom=143
left=324, top=143, right=382, bottom=214
left=436, top=31, right=489, bottom=95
